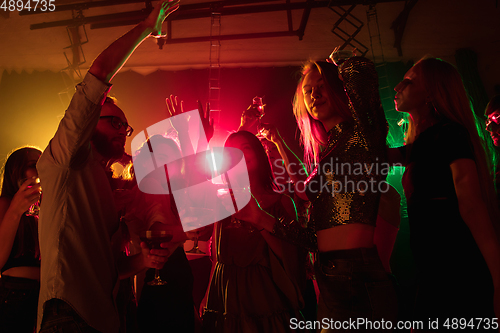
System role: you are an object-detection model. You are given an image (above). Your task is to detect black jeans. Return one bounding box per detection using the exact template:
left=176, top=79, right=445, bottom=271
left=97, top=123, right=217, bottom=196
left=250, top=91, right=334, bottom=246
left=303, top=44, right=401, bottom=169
left=0, top=275, right=40, bottom=333
left=315, top=247, right=398, bottom=332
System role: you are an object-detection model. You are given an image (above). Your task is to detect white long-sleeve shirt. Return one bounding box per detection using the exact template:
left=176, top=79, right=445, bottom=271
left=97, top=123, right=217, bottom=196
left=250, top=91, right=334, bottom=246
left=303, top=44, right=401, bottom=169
left=37, top=72, right=120, bottom=333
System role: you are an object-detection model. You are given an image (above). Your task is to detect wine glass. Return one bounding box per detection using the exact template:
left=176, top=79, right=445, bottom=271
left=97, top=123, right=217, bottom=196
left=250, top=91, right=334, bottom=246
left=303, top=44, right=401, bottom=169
left=183, top=207, right=213, bottom=254
left=251, top=96, right=267, bottom=139
left=252, top=96, right=265, bottom=119
left=24, top=178, right=42, bottom=218
left=185, top=227, right=205, bottom=254
left=139, top=230, right=173, bottom=286
left=26, top=199, right=41, bottom=217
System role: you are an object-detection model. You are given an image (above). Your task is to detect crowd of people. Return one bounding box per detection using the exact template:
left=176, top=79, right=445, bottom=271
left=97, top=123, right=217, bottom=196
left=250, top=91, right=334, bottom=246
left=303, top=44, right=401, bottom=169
left=1, top=1, right=500, bottom=332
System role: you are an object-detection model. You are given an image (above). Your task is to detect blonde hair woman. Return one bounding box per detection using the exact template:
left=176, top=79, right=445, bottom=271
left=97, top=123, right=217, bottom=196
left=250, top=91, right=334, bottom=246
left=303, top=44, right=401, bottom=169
left=243, top=53, right=398, bottom=331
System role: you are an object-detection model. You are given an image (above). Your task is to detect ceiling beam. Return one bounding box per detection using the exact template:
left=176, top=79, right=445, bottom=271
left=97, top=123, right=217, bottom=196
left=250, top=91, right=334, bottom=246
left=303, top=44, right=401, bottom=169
left=156, top=30, right=305, bottom=45
left=26, top=0, right=405, bottom=47
left=89, top=1, right=314, bottom=42
left=296, top=0, right=314, bottom=40
left=30, top=8, right=151, bottom=29
left=20, top=0, right=402, bottom=17
left=29, top=1, right=333, bottom=29
left=390, top=0, right=418, bottom=56
left=20, top=0, right=283, bottom=16
left=19, top=0, right=151, bottom=14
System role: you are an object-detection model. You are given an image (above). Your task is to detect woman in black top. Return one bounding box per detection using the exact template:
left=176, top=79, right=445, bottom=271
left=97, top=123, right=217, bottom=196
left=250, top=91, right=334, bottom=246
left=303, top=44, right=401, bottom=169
left=393, top=57, right=500, bottom=329
left=0, top=146, right=42, bottom=333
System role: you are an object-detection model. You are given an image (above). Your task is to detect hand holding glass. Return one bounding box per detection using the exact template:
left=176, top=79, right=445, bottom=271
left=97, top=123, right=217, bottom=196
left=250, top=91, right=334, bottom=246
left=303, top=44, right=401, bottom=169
left=182, top=207, right=214, bottom=254
left=139, top=230, right=173, bottom=286
left=24, top=178, right=41, bottom=218
left=185, top=227, right=205, bottom=254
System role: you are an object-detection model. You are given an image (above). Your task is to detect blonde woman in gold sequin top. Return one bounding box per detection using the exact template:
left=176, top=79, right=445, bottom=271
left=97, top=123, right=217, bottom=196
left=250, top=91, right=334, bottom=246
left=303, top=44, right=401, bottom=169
left=243, top=53, right=398, bottom=330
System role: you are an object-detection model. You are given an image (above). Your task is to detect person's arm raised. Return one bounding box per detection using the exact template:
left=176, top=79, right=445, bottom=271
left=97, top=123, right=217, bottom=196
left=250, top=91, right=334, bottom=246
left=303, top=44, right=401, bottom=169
left=166, top=95, right=195, bottom=157
left=259, top=123, right=309, bottom=200
left=89, top=0, right=180, bottom=83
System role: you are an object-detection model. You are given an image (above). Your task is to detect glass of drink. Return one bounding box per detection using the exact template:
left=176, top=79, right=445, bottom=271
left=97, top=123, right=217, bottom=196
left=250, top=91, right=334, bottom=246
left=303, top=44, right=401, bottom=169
left=26, top=200, right=41, bottom=217
left=252, top=96, right=265, bottom=119
left=139, top=230, right=173, bottom=286
left=183, top=207, right=214, bottom=254
left=25, top=178, right=41, bottom=218
left=185, top=227, right=205, bottom=254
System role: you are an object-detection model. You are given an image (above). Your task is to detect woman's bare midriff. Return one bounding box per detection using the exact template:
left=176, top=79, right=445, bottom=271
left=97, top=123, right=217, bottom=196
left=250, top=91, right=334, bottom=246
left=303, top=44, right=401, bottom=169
left=2, top=266, right=40, bottom=281
left=317, top=223, right=375, bottom=252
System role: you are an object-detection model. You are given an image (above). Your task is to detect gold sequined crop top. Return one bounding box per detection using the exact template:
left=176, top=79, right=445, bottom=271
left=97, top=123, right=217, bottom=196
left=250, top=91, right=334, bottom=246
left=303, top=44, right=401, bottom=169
left=273, top=57, right=388, bottom=249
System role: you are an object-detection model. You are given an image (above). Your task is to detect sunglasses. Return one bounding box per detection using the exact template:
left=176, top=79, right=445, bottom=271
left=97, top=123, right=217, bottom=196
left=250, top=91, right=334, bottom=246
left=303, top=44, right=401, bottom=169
left=99, top=116, right=134, bottom=137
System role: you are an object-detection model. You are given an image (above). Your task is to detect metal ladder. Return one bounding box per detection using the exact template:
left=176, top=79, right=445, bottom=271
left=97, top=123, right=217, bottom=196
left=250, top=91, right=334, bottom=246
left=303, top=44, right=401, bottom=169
left=208, top=11, right=221, bottom=129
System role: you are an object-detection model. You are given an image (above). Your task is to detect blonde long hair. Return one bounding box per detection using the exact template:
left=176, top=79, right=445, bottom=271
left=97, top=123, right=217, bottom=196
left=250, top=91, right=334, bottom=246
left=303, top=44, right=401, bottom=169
left=407, top=57, right=499, bottom=224
left=293, top=61, right=352, bottom=171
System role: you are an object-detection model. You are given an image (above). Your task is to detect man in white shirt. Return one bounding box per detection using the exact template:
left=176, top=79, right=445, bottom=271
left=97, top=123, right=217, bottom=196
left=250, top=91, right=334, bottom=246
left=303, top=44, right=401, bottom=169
left=36, top=1, right=180, bottom=332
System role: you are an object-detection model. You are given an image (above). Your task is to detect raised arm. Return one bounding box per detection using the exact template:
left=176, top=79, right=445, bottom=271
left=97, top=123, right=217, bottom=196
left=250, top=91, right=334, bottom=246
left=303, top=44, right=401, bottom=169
left=89, top=0, right=180, bottom=83
left=259, top=123, right=309, bottom=201
left=337, top=56, right=388, bottom=149
left=166, top=95, right=195, bottom=157
left=237, top=101, right=263, bottom=133
left=44, top=0, right=180, bottom=166
left=166, top=98, right=214, bottom=156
